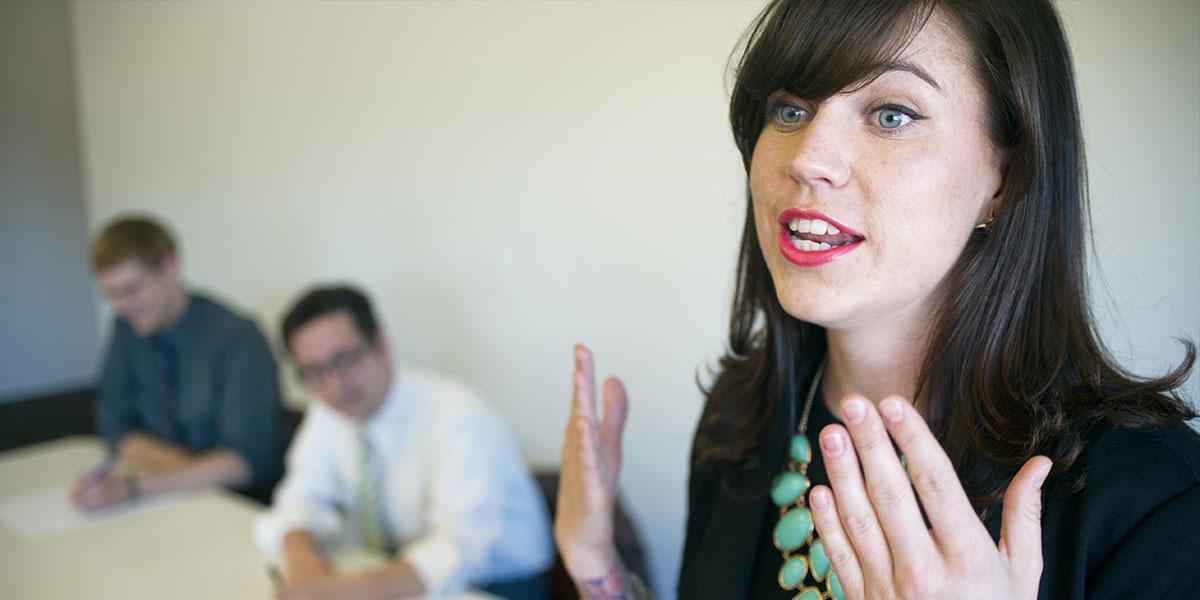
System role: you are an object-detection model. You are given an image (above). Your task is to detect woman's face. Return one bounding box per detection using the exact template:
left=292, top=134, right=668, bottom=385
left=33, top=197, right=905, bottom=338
left=750, top=14, right=1003, bottom=334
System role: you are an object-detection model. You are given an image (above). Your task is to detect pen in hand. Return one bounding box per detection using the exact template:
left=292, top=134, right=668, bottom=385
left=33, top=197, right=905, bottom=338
left=87, top=457, right=115, bottom=484
left=70, top=456, right=123, bottom=510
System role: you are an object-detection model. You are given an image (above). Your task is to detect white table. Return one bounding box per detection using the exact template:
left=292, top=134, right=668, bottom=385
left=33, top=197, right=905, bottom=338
left=0, top=436, right=498, bottom=599
left=0, top=436, right=274, bottom=599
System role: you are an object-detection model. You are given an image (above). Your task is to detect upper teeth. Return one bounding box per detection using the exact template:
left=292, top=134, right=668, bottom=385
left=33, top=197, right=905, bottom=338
left=788, top=218, right=840, bottom=235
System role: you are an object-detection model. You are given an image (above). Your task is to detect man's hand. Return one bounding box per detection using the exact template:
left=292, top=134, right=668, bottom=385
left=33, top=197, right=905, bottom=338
left=276, top=532, right=427, bottom=600
left=70, top=470, right=134, bottom=511
left=281, top=531, right=335, bottom=586
left=276, top=576, right=350, bottom=600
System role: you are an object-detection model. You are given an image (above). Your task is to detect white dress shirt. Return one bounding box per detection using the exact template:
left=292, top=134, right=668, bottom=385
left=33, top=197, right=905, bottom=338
left=254, top=365, right=553, bottom=595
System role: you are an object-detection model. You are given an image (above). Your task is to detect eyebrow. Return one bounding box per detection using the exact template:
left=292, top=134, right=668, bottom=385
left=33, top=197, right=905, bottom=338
left=884, top=61, right=942, bottom=91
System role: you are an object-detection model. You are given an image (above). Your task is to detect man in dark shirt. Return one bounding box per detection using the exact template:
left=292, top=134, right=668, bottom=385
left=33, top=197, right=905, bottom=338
left=70, top=216, right=284, bottom=508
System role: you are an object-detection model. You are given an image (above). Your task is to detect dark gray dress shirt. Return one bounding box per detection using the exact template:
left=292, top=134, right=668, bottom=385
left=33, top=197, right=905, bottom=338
left=96, top=293, right=284, bottom=498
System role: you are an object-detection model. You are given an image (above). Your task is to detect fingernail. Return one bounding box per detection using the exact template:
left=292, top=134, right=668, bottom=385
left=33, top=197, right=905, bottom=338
left=842, top=399, right=866, bottom=424
left=879, top=398, right=903, bottom=423
left=821, top=431, right=844, bottom=457
left=810, top=488, right=829, bottom=511
left=1037, top=460, right=1053, bottom=487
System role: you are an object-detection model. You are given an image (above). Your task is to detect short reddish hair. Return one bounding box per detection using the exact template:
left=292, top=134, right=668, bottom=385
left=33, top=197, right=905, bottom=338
left=91, top=216, right=177, bottom=272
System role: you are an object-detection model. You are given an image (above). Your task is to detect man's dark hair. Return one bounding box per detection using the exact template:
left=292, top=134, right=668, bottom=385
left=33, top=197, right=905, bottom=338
left=281, top=285, right=381, bottom=354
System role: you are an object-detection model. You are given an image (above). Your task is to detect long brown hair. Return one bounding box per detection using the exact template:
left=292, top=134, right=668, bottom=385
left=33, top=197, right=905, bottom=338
left=699, top=0, right=1195, bottom=508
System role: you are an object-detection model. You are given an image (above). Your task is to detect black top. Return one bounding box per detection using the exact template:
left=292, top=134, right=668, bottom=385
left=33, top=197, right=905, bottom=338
left=97, top=293, right=284, bottom=496
left=678, top=390, right=1200, bottom=599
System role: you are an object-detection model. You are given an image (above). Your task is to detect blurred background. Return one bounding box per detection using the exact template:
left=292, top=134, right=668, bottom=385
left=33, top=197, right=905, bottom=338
left=2, top=1, right=1196, bottom=596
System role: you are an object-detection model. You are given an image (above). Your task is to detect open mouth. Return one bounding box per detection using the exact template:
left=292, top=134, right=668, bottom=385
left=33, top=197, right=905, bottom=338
left=784, top=216, right=865, bottom=251
left=776, top=209, right=865, bottom=266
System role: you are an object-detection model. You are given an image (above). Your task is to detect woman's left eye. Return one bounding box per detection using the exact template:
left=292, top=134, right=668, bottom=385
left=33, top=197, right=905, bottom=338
left=878, top=108, right=910, bottom=129
left=872, top=104, right=924, bottom=132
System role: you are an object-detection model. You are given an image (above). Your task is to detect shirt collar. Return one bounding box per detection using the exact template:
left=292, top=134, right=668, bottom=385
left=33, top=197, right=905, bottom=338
left=157, top=293, right=197, bottom=347
left=359, top=365, right=414, bottom=448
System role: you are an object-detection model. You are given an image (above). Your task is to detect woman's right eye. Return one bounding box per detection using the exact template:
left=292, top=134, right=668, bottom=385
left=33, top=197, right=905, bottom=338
left=767, top=100, right=811, bottom=128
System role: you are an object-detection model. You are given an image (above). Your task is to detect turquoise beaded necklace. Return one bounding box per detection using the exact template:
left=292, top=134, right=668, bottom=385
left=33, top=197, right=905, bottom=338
left=770, top=358, right=844, bottom=600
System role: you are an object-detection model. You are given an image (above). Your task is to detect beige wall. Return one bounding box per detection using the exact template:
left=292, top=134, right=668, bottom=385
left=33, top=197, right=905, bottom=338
left=0, top=0, right=98, bottom=402
left=1057, top=1, right=1200, bottom=404
left=68, top=1, right=1199, bottom=594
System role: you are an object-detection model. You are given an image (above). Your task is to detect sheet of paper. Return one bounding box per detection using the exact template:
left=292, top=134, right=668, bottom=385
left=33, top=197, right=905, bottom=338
left=0, top=484, right=98, bottom=540
left=0, top=483, right=175, bottom=541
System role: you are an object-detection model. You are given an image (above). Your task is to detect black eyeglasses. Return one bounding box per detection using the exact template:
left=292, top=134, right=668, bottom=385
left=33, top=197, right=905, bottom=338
left=296, top=345, right=371, bottom=386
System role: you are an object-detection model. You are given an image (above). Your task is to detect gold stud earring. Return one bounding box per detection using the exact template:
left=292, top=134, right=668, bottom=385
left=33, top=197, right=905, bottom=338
left=974, top=206, right=997, bottom=231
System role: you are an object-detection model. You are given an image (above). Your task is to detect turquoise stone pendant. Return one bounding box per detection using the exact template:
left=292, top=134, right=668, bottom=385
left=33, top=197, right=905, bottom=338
left=789, top=434, right=813, bottom=463
left=827, top=569, right=844, bottom=600
left=777, top=555, right=808, bottom=590
left=770, top=471, right=811, bottom=507
left=791, top=586, right=822, bottom=600
left=772, top=507, right=814, bottom=552
left=775, top=360, right=828, bottom=597
left=808, top=538, right=830, bottom=582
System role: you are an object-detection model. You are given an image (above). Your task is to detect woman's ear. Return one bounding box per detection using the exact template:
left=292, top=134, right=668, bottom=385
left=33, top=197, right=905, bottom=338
left=977, top=151, right=1005, bottom=230
left=979, top=148, right=1009, bottom=225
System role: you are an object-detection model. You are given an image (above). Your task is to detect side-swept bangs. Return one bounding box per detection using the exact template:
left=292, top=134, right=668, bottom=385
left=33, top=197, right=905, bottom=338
left=729, top=0, right=936, bottom=170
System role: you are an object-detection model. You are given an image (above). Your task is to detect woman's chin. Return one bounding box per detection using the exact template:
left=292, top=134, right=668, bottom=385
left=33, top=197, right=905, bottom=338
left=776, top=294, right=848, bottom=330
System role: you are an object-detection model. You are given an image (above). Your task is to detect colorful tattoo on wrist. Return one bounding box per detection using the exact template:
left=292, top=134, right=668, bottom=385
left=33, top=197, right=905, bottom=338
left=579, top=561, right=638, bottom=600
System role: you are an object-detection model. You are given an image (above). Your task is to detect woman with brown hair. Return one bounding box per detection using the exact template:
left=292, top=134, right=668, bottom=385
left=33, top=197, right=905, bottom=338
left=555, top=1, right=1198, bottom=599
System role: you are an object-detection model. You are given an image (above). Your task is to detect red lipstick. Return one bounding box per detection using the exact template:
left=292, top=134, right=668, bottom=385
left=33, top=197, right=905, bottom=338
left=776, top=209, right=864, bottom=267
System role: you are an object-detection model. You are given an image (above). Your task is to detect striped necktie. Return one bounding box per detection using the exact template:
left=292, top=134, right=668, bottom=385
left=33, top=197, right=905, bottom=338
left=356, top=429, right=391, bottom=554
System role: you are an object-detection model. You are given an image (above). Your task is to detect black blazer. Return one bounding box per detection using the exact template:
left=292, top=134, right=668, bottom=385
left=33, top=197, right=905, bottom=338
left=677, top=395, right=796, bottom=600
left=678, top=404, right=1200, bottom=599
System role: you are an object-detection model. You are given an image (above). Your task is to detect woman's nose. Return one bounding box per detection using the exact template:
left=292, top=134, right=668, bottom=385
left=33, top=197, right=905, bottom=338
left=786, top=113, right=852, bottom=189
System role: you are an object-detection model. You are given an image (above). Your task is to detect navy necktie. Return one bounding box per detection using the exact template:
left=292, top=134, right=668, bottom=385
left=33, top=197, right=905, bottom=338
left=152, top=336, right=181, bottom=443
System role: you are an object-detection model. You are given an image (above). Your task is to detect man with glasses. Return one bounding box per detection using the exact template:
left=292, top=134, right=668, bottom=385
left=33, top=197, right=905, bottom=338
left=255, top=285, right=553, bottom=599
left=70, top=216, right=284, bottom=509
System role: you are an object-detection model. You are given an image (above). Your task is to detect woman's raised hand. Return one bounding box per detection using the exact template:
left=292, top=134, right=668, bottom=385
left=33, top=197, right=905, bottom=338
left=555, top=345, right=630, bottom=585
left=810, top=395, right=1052, bottom=600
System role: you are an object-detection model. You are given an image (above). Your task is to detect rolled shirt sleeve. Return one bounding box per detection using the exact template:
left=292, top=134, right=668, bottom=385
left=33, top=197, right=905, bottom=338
left=253, top=406, right=347, bottom=560
left=401, top=406, right=553, bottom=595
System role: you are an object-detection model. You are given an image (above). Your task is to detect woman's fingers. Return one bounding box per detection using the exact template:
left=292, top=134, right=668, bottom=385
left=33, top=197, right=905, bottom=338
left=816, top=394, right=1046, bottom=600
left=565, top=345, right=603, bottom=489
left=819, top=422, right=894, bottom=587
left=810, top=485, right=865, bottom=600
left=836, top=396, right=937, bottom=572
left=555, top=344, right=621, bottom=581
left=565, top=345, right=599, bottom=474
left=876, top=396, right=993, bottom=557
left=599, top=377, right=628, bottom=486
left=572, top=344, right=598, bottom=424
left=998, top=455, right=1051, bottom=598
